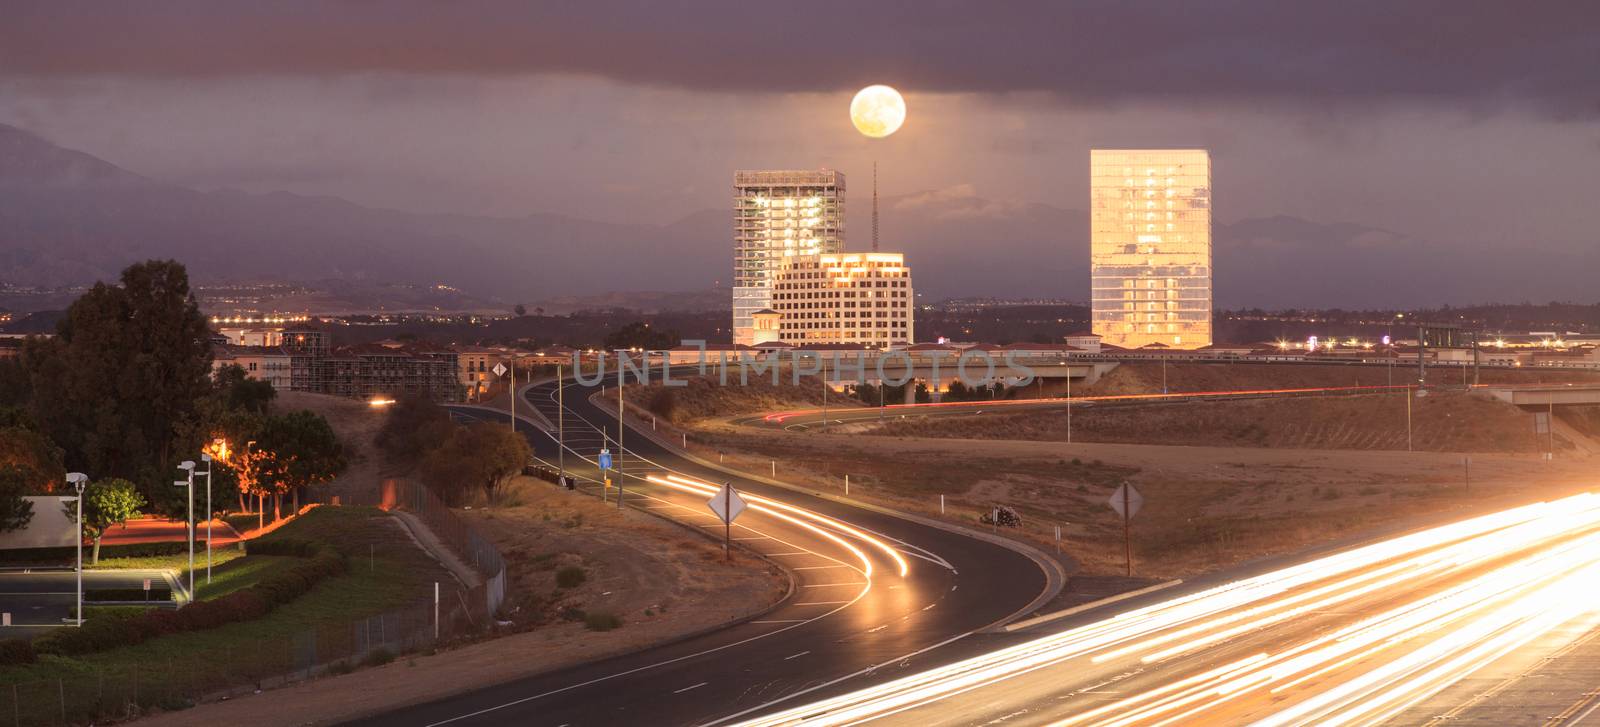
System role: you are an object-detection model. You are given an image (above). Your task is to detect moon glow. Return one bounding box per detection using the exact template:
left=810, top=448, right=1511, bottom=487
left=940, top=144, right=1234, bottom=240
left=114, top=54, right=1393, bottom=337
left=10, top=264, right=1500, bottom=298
left=850, top=85, right=906, bottom=139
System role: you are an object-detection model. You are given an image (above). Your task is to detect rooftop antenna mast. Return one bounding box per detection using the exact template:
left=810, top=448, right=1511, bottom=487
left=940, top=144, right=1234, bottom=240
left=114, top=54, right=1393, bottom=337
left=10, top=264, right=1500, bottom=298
left=872, top=160, right=880, bottom=252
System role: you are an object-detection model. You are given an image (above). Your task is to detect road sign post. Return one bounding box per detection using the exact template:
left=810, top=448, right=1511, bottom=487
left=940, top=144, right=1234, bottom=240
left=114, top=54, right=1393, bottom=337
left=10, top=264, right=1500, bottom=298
left=1109, top=482, right=1143, bottom=577
left=708, top=483, right=748, bottom=562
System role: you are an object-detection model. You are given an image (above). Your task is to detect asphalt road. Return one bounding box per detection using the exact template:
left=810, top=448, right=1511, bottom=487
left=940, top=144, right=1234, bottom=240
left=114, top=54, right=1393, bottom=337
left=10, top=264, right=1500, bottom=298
left=344, top=376, right=1055, bottom=727
left=739, top=492, right=1600, bottom=726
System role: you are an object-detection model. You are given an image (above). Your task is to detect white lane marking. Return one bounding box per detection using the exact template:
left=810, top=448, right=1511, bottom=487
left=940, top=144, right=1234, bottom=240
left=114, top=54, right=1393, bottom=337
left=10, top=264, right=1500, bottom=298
left=793, top=600, right=852, bottom=606
left=763, top=551, right=812, bottom=557
left=792, top=565, right=851, bottom=570
left=867, top=624, right=888, bottom=633
left=673, top=682, right=708, bottom=694
left=783, top=650, right=811, bottom=660
left=752, top=619, right=807, bottom=624
left=802, top=582, right=870, bottom=588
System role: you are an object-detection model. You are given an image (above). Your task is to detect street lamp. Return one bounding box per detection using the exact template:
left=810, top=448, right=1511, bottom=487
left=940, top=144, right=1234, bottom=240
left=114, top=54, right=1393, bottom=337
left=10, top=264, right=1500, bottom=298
left=200, top=453, right=213, bottom=585
left=176, top=461, right=196, bottom=596
left=64, top=472, right=88, bottom=627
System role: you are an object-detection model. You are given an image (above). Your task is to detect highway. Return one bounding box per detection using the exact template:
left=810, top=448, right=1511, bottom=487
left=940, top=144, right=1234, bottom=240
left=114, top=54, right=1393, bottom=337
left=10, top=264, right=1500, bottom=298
left=737, top=492, right=1600, bottom=726
left=344, top=376, right=1057, bottom=727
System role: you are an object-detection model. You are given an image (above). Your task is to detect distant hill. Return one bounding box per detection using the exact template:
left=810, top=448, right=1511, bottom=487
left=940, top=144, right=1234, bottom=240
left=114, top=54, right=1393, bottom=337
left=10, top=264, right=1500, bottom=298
left=1, top=123, right=1593, bottom=308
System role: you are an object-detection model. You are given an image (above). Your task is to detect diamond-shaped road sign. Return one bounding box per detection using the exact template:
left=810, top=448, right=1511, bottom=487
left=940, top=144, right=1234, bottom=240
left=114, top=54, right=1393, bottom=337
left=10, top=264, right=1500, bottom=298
left=708, top=484, right=748, bottom=525
left=492, top=362, right=508, bottom=378
left=1108, top=482, right=1143, bottom=520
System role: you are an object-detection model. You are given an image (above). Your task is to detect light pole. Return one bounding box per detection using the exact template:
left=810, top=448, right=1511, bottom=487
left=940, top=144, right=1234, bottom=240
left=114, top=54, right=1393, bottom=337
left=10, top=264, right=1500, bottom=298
left=176, top=461, right=196, bottom=596
left=65, top=472, right=88, bottom=626
left=200, top=453, right=213, bottom=584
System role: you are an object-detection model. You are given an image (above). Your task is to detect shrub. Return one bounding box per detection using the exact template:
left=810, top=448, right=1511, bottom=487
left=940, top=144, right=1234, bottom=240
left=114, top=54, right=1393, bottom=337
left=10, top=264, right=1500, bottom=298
left=361, top=648, right=395, bottom=667
left=584, top=611, right=622, bottom=631
left=0, top=638, right=35, bottom=665
left=555, top=566, right=586, bottom=589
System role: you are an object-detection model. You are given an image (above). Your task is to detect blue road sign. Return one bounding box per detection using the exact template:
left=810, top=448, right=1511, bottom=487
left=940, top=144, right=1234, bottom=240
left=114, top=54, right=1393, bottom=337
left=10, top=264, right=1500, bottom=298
left=598, top=448, right=612, bottom=470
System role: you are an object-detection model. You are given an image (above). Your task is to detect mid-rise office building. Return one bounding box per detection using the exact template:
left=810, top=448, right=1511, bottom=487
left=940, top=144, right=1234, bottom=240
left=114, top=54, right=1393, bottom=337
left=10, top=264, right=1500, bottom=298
left=772, top=252, right=913, bottom=347
left=1089, top=149, right=1213, bottom=349
left=733, top=170, right=845, bottom=345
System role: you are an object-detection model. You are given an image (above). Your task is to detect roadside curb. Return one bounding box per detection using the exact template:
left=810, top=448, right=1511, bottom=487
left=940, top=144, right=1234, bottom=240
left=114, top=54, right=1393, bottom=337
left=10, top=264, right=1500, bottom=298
left=594, top=391, right=1069, bottom=632
left=1002, top=579, right=1183, bottom=633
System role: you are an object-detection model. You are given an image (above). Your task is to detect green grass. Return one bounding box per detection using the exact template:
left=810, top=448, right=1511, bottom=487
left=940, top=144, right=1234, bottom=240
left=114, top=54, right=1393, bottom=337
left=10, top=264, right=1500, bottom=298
left=0, top=507, right=454, bottom=715
left=89, top=544, right=247, bottom=574
left=193, top=554, right=297, bottom=601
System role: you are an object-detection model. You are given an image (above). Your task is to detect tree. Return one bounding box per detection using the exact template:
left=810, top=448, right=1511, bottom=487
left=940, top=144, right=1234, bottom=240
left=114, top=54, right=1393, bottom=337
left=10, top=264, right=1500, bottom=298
left=0, top=465, right=35, bottom=533
left=255, top=410, right=345, bottom=519
left=0, top=422, right=65, bottom=493
left=465, top=423, right=530, bottom=504
left=213, top=364, right=276, bottom=415
left=418, top=422, right=529, bottom=505
left=21, top=261, right=213, bottom=506
left=64, top=478, right=145, bottom=564
left=603, top=321, right=678, bottom=352
left=375, top=395, right=454, bottom=461
left=513, top=304, right=527, bottom=317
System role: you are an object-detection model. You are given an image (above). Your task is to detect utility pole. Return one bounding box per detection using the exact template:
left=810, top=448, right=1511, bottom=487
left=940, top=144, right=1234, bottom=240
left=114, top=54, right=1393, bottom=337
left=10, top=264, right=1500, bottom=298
left=617, top=380, right=625, bottom=509
left=821, top=376, right=828, bottom=433
left=1549, top=400, right=1556, bottom=459
left=1066, top=370, right=1073, bottom=444
left=201, top=455, right=213, bottom=584
left=509, top=356, right=516, bottom=432
left=557, top=364, right=565, bottom=486
left=1406, top=387, right=1414, bottom=452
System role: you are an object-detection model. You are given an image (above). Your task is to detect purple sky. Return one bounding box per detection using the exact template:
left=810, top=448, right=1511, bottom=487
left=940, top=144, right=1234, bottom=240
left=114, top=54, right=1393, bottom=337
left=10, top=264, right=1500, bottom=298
left=2, top=2, right=1597, bottom=275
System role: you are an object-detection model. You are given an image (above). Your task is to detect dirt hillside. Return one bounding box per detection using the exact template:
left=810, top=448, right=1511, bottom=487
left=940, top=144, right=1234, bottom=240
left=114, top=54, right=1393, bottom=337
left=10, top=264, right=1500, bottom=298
left=865, top=391, right=1571, bottom=453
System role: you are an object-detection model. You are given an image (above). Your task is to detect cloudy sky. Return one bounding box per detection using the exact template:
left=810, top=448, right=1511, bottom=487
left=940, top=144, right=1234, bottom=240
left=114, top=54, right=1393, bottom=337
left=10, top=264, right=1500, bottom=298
left=3, top=2, right=1597, bottom=282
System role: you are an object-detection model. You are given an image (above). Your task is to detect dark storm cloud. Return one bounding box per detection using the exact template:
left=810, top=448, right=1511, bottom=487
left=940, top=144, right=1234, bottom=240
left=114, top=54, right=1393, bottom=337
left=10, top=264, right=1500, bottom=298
left=4, top=1, right=1598, bottom=117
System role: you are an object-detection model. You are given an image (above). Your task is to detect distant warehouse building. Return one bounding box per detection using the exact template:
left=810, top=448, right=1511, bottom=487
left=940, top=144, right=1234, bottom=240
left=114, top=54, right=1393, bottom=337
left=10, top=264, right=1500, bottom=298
left=1090, top=149, right=1213, bottom=349
left=771, top=251, right=914, bottom=348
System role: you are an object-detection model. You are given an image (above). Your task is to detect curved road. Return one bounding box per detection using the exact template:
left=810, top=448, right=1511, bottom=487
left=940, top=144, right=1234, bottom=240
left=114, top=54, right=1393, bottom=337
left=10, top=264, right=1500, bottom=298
left=344, top=376, right=1055, bottom=727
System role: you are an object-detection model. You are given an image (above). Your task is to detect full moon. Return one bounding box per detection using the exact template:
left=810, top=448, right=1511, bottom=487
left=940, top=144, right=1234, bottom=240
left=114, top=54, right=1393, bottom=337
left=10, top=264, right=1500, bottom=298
left=850, top=85, right=906, bottom=139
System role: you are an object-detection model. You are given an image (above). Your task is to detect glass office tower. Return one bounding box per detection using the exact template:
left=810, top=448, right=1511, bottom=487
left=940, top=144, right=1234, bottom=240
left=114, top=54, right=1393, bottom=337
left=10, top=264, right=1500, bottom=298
left=1089, top=149, right=1212, bottom=349
left=732, top=170, right=845, bottom=345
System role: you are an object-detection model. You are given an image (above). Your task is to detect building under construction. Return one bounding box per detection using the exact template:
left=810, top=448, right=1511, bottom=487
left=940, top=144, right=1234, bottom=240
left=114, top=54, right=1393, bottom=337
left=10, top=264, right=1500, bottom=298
left=304, top=344, right=461, bottom=402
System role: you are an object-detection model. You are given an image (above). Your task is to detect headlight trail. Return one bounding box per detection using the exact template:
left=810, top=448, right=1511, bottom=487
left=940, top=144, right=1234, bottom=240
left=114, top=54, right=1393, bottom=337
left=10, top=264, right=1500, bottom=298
left=762, top=384, right=1411, bottom=423
left=733, top=492, right=1600, bottom=727
left=657, top=473, right=910, bottom=578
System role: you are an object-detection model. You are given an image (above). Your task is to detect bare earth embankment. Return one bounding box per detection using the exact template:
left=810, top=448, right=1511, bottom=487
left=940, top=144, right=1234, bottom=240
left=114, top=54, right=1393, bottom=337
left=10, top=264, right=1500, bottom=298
left=625, top=374, right=1600, bottom=585
left=141, top=392, right=784, bottom=727
left=866, top=391, right=1577, bottom=453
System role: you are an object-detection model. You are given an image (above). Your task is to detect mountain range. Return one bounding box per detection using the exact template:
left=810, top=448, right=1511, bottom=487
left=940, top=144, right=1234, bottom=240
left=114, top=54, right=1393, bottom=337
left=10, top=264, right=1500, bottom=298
left=1, top=123, right=1591, bottom=309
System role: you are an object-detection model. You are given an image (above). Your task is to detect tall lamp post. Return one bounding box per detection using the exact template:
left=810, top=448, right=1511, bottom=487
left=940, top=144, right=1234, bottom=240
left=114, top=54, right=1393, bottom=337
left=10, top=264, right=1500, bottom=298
left=200, top=453, right=214, bottom=585
left=176, top=461, right=196, bottom=596
left=65, top=472, right=88, bottom=626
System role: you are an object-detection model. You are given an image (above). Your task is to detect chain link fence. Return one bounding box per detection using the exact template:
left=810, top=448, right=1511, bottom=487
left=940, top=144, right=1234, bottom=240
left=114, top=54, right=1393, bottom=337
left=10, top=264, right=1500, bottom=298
left=1, top=478, right=507, bottom=726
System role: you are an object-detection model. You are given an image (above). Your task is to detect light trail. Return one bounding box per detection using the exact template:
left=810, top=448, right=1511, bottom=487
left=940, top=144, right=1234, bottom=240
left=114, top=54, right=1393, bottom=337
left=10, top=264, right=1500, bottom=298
left=733, top=492, right=1600, bottom=727
left=659, top=474, right=911, bottom=578
left=762, top=384, right=1411, bottom=423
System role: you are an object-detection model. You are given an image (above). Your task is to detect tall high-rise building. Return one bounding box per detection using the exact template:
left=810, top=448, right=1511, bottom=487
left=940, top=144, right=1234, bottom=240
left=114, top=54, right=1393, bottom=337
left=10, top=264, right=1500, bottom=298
left=732, top=170, right=845, bottom=345
left=772, top=252, right=914, bottom=347
left=1089, top=149, right=1213, bottom=349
